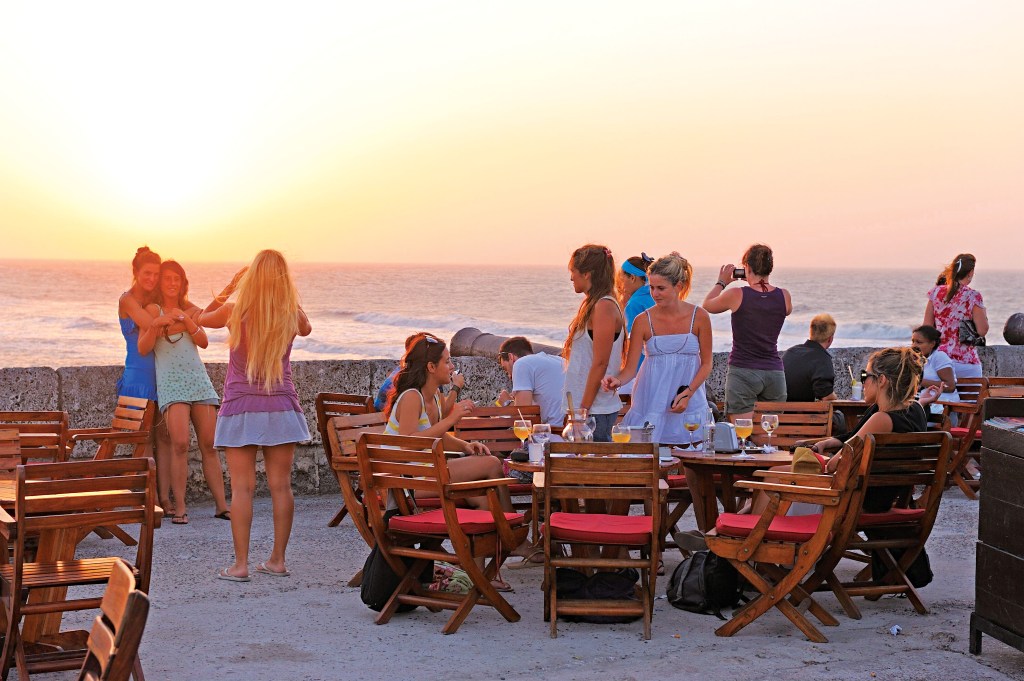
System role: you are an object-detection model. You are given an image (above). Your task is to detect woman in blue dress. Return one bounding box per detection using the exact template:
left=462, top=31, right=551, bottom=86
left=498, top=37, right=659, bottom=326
left=603, top=253, right=713, bottom=445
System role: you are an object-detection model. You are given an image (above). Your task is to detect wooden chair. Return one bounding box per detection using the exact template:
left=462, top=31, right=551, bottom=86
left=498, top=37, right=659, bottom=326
left=0, top=458, right=157, bottom=679
left=793, top=431, right=953, bottom=619
left=65, top=397, right=154, bottom=461
left=937, top=378, right=988, bottom=498
left=325, top=411, right=388, bottom=586
left=356, top=432, right=528, bottom=634
left=314, top=393, right=374, bottom=528
left=987, top=376, right=1024, bottom=398
left=75, top=561, right=149, bottom=681
left=0, top=412, right=69, bottom=464
left=749, top=401, right=832, bottom=450
left=0, top=430, right=19, bottom=476
left=453, top=405, right=542, bottom=459
left=543, top=441, right=664, bottom=640
left=705, top=437, right=865, bottom=642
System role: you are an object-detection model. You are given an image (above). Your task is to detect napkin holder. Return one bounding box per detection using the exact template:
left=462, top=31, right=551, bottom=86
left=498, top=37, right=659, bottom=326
left=713, top=422, right=740, bottom=452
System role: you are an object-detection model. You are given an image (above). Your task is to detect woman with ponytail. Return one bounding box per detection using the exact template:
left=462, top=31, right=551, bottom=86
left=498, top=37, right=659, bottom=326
left=200, top=250, right=311, bottom=582
left=562, top=244, right=625, bottom=443
left=924, top=253, right=988, bottom=378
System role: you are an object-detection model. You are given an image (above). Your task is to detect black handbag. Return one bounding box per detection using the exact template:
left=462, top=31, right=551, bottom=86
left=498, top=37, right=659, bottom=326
left=958, top=319, right=986, bottom=347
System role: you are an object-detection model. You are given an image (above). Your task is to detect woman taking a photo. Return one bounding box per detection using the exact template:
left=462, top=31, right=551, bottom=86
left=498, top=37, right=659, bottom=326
left=563, top=244, right=624, bottom=442
left=201, top=251, right=311, bottom=582
left=924, top=253, right=988, bottom=379
left=703, top=243, right=791, bottom=421
left=137, top=260, right=230, bottom=524
left=602, top=253, right=713, bottom=444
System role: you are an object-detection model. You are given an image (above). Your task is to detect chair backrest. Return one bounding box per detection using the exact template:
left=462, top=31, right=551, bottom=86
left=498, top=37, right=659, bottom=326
left=0, top=411, right=69, bottom=464
left=750, top=401, right=832, bottom=449
left=861, top=431, right=953, bottom=506
left=987, top=376, right=1024, bottom=398
left=109, top=396, right=153, bottom=434
left=315, top=392, right=374, bottom=448
left=326, top=412, right=388, bottom=471
left=356, top=433, right=446, bottom=519
left=0, top=429, right=19, bottom=476
left=77, top=560, right=151, bottom=681
left=544, top=441, right=662, bottom=518
left=454, top=405, right=542, bottom=458
left=939, top=377, right=989, bottom=431
left=11, top=458, right=157, bottom=592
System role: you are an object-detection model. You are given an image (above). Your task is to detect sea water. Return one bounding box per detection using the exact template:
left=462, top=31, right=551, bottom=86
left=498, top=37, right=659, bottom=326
left=0, top=260, right=1021, bottom=369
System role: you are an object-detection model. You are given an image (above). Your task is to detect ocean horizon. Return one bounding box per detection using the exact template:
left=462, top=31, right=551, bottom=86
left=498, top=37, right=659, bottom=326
left=1, top=259, right=1021, bottom=370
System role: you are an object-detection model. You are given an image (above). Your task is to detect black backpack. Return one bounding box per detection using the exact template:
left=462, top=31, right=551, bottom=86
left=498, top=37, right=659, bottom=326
left=556, top=567, right=641, bottom=623
left=666, top=550, right=742, bottom=619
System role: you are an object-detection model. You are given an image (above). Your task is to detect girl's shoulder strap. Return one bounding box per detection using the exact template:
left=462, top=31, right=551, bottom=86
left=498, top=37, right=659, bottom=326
left=688, top=304, right=698, bottom=334
left=599, top=295, right=624, bottom=321
left=395, top=388, right=426, bottom=411
left=645, top=309, right=655, bottom=336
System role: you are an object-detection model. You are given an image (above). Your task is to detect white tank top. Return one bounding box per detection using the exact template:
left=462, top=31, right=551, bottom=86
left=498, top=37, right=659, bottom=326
left=562, top=296, right=624, bottom=416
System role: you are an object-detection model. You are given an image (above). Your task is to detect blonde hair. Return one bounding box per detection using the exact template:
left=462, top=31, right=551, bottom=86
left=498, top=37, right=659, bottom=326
left=869, top=346, right=924, bottom=407
left=809, top=313, right=836, bottom=343
left=228, top=250, right=300, bottom=392
left=647, top=254, right=693, bottom=300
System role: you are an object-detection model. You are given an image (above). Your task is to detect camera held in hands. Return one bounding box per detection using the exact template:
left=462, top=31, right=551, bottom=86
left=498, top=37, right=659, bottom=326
left=732, top=267, right=746, bottom=280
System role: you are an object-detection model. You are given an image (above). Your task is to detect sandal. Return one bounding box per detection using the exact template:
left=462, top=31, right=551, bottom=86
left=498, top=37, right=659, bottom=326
left=172, top=513, right=189, bottom=525
left=214, top=510, right=231, bottom=521
left=507, top=548, right=545, bottom=570
left=491, top=579, right=513, bottom=593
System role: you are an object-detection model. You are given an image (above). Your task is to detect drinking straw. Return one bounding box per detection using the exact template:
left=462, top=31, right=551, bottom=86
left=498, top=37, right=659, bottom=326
left=847, top=365, right=855, bottom=382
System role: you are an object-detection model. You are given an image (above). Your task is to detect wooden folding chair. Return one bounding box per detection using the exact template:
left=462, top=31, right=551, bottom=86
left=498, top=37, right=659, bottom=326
left=543, top=441, right=664, bottom=640
left=937, top=378, right=988, bottom=499
left=315, top=393, right=374, bottom=528
left=325, top=412, right=387, bottom=585
left=0, top=412, right=69, bottom=464
left=0, top=430, right=18, bottom=476
left=356, top=432, right=528, bottom=634
left=454, top=405, right=542, bottom=459
left=0, top=458, right=157, bottom=679
left=66, top=397, right=154, bottom=461
left=75, top=561, right=150, bottom=681
left=793, top=431, right=953, bottom=619
left=705, top=437, right=865, bottom=642
left=750, top=401, right=832, bottom=450
left=987, top=376, right=1024, bottom=398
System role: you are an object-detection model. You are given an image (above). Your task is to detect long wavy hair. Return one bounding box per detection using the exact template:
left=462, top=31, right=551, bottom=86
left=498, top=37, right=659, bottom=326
left=130, top=246, right=161, bottom=303
left=228, top=250, right=301, bottom=392
left=869, top=346, right=925, bottom=408
left=940, top=253, right=976, bottom=303
left=156, top=260, right=191, bottom=309
left=563, top=244, right=618, bottom=360
left=386, top=332, right=446, bottom=416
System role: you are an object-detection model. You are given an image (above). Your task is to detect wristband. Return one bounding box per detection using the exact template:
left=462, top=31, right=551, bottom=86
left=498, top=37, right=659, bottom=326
left=716, top=281, right=727, bottom=289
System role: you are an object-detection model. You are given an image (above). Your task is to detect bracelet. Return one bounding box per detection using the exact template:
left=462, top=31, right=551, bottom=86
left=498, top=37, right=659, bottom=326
left=190, top=327, right=202, bottom=335
left=452, top=385, right=462, bottom=394
left=716, top=281, right=727, bottom=289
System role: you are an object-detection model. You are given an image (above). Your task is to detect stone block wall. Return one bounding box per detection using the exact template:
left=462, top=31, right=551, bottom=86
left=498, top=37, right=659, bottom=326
left=0, top=344, right=1021, bottom=500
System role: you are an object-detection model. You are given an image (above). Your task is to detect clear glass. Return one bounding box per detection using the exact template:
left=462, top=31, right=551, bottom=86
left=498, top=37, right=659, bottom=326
left=561, top=408, right=592, bottom=442
left=531, top=423, right=552, bottom=445
left=683, top=417, right=701, bottom=450
left=513, top=419, right=531, bottom=447
left=611, top=424, right=631, bottom=443
left=734, top=418, right=754, bottom=458
left=703, top=407, right=716, bottom=455
left=760, top=413, right=779, bottom=452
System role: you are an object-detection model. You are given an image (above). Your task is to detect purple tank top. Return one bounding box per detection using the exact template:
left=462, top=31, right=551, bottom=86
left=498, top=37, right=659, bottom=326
left=728, top=287, right=786, bottom=371
left=219, top=325, right=302, bottom=417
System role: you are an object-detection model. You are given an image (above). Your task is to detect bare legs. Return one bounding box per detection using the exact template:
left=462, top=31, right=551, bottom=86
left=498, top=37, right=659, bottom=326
left=154, top=414, right=173, bottom=514
left=162, top=403, right=229, bottom=520
left=164, top=404, right=193, bottom=519
left=223, top=443, right=295, bottom=578
left=191, top=404, right=229, bottom=516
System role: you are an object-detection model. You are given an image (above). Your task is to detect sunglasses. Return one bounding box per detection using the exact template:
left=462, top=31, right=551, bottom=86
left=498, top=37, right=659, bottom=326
left=497, top=351, right=510, bottom=362
left=861, top=370, right=882, bottom=383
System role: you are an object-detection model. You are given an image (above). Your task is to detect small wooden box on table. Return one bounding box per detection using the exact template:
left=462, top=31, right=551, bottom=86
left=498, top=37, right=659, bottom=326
left=972, top=398, right=1024, bottom=655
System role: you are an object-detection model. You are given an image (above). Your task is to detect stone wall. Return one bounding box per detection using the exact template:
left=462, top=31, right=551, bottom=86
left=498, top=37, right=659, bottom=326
left=2, top=343, right=1023, bottom=500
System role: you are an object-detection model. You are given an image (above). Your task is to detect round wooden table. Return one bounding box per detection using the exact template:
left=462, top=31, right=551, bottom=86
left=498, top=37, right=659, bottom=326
left=673, top=449, right=793, bottom=533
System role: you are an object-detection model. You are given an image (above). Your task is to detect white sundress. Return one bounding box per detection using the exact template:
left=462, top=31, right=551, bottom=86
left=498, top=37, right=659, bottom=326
left=621, top=307, right=707, bottom=445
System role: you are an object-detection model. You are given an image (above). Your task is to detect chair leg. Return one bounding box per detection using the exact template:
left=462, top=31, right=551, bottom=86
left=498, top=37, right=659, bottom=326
left=132, top=655, right=146, bottom=681
left=327, top=505, right=349, bottom=528
left=374, top=560, right=427, bottom=625
left=347, top=568, right=364, bottom=587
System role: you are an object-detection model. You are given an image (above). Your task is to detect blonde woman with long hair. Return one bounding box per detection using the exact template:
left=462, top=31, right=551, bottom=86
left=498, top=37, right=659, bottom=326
left=200, top=251, right=312, bottom=582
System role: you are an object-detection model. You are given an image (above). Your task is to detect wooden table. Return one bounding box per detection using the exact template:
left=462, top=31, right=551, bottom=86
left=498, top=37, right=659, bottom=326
left=674, top=449, right=792, bottom=533
left=831, top=400, right=869, bottom=432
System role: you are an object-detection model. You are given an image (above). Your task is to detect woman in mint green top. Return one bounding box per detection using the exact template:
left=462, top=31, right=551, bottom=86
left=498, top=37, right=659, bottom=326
left=139, top=260, right=229, bottom=524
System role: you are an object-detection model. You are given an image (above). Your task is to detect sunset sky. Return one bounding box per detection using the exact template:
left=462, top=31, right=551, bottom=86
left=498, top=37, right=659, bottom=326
left=1, top=2, right=1021, bottom=268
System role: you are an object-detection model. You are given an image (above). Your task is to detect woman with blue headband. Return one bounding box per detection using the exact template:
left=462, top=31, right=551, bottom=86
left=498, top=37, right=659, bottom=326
left=616, top=254, right=655, bottom=393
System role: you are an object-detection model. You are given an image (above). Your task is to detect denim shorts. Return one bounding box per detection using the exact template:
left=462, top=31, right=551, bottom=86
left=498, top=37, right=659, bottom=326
left=591, top=411, right=618, bottom=443
left=725, top=366, right=787, bottom=414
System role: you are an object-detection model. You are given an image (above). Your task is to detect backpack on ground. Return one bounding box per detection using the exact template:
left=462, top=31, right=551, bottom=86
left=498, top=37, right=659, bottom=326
left=666, top=550, right=742, bottom=619
left=556, top=567, right=641, bottom=624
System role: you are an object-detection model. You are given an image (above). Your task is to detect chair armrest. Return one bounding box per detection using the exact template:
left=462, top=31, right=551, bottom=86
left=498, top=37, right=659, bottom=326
left=444, top=477, right=519, bottom=499
left=71, top=431, right=149, bottom=445
left=0, top=506, right=17, bottom=540
left=734, top=480, right=842, bottom=505
left=67, top=427, right=119, bottom=438
left=753, top=471, right=833, bottom=488
left=936, top=402, right=978, bottom=414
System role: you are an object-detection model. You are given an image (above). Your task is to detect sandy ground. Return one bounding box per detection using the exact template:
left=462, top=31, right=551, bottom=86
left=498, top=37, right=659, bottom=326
left=41, top=490, right=1024, bottom=681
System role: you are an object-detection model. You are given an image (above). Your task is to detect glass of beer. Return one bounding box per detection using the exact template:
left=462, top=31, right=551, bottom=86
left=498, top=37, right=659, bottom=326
left=513, top=420, right=531, bottom=448
left=734, top=418, right=754, bottom=457
left=611, top=424, right=631, bottom=443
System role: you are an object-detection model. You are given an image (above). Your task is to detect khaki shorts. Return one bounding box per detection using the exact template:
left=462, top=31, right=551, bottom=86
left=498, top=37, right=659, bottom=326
left=725, top=366, right=787, bottom=414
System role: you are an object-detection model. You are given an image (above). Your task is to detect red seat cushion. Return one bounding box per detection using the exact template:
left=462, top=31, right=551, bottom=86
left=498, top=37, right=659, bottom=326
left=949, top=427, right=981, bottom=440
left=715, top=513, right=821, bottom=543
left=389, top=508, right=524, bottom=535
left=667, top=475, right=688, bottom=489
left=545, top=513, right=652, bottom=545
left=857, top=508, right=926, bottom=527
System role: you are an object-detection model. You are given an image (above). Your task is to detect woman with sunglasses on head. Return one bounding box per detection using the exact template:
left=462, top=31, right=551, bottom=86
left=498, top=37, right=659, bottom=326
left=703, top=243, right=792, bottom=422
left=602, top=254, right=713, bottom=444
left=200, top=250, right=311, bottom=582
left=563, top=244, right=625, bottom=442
left=924, top=253, right=988, bottom=379
left=385, top=332, right=529, bottom=586
left=137, top=260, right=230, bottom=525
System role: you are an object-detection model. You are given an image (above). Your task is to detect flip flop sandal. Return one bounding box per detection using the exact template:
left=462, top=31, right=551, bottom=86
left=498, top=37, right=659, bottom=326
left=216, top=568, right=250, bottom=582
left=255, top=562, right=291, bottom=577
left=171, top=513, right=189, bottom=525
left=507, top=548, right=545, bottom=570
left=214, top=511, right=231, bottom=520
left=491, top=580, right=514, bottom=593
